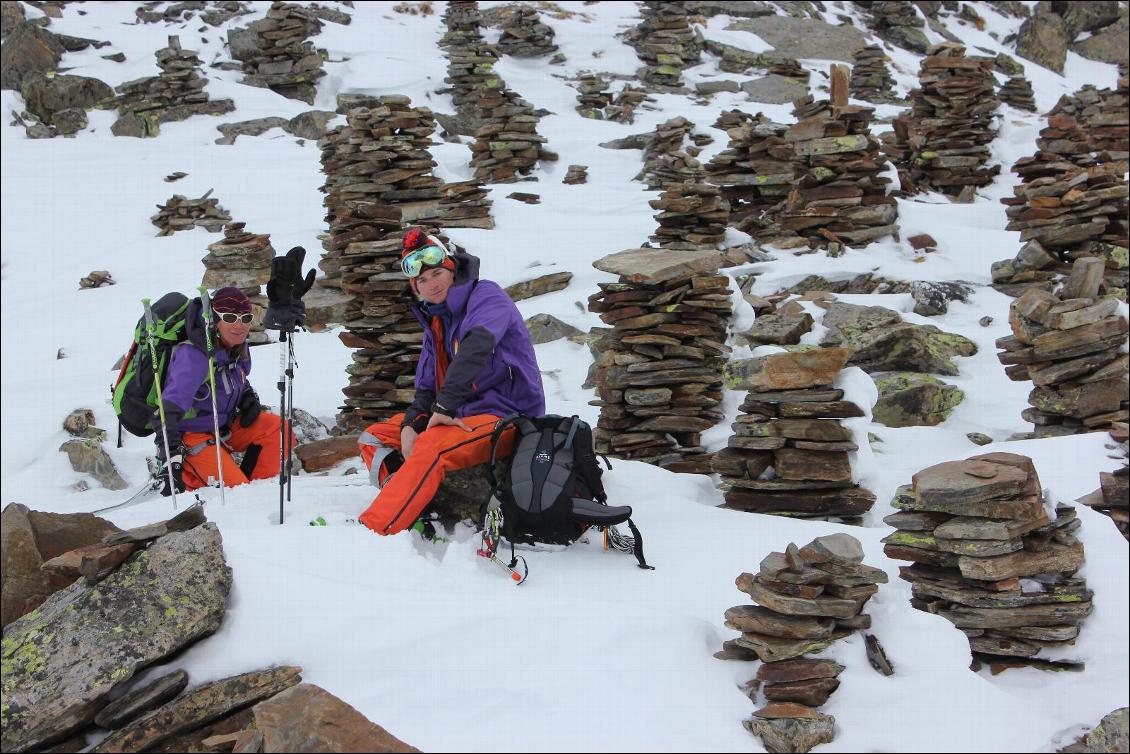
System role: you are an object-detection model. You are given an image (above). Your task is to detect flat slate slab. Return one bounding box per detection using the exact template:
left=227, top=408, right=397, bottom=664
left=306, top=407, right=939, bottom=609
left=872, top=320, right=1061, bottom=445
left=727, top=16, right=867, bottom=61
left=593, top=247, right=723, bottom=284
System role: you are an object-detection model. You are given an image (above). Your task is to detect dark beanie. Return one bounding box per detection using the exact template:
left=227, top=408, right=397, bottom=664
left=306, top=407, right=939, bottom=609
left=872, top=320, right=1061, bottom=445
left=211, top=287, right=252, bottom=316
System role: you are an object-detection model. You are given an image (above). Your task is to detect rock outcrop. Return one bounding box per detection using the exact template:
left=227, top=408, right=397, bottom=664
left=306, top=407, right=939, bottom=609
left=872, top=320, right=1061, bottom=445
left=1, top=523, right=232, bottom=752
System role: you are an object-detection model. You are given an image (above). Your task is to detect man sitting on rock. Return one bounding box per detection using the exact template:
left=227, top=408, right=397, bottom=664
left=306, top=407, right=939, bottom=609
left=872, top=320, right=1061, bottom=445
left=357, top=229, right=545, bottom=535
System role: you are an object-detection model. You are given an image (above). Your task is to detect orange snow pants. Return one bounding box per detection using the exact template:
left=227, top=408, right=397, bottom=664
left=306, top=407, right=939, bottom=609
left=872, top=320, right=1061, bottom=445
left=357, top=413, right=514, bottom=536
left=180, top=412, right=296, bottom=491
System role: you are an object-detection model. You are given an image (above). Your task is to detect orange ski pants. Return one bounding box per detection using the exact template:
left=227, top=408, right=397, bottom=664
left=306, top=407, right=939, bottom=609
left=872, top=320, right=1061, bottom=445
left=180, top=412, right=296, bottom=491
left=357, top=413, right=514, bottom=536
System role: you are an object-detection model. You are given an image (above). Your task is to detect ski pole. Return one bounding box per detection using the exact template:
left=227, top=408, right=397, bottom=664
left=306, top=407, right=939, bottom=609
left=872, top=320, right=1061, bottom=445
left=197, top=286, right=227, bottom=505
left=286, top=333, right=295, bottom=503
left=277, top=328, right=289, bottom=524
left=142, top=299, right=178, bottom=510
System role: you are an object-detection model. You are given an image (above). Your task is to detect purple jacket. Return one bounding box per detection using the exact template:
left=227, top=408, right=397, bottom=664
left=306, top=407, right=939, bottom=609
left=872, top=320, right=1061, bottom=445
left=161, top=298, right=252, bottom=447
left=403, top=251, right=545, bottom=430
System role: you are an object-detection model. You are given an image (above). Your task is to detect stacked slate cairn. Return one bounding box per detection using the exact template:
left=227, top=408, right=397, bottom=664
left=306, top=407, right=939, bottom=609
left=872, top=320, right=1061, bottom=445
left=151, top=190, right=231, bottom=235
left=1047, top=79, right=1130, bottom=172
left=228, top=1, right=326, bottom=104
left=1077, top=423, right=1129, bottom=541
left=718, top=533, right=887, bottom=752
left=576, top=73, right=613, bottom=118
left=575, top=75, right=653, bottom=123
left=637, top=116, right=708, bottom=190
left=202, top=222, right=274, bottom=344
left=991, top=91, right=1129, bottom=296
left=622, top=0, right=702, bottom=91
left=705, top=115, right=797, bottom=239
left=316, top=98, right=494, bottom=423
left=758, top=68, right=898, bottom=250
left=495, top=5, right=557, bottom=58
left=588, top=247, right=732, bottom=473
left=998, top=76, right=1037, bottom=112
left=767, top=57, right=810, bottom=83
left=718, top=348, right=876, bottom=521
left=110, top=35, right=234, bottom=138
left=995, top=258, right=1129, bottom=438
left=882, top=43, right=1000, bottom=198
left=849, top=44, right=898, bottom=103
left=859, top=0, right=929, bottom=53
left=439, top=0, right=553, bottom=182
left=648, top=183, right=729, bottom=249
left=883, top=453, right=1092, bottom=670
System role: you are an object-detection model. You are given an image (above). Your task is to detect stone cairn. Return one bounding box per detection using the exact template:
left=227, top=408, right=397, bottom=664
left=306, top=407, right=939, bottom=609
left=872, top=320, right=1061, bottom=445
left=637, top=116, right=711, bottom=191
left=648, top=183, right=728, bottom=250
left=883, top=452, right=1092, bottom=670
left=705, top=115, right=796, bottom=239
left=1048, top=79, right=1130, bottom=173
left=849, top=44, right=898, bottom=103
left=110, top=35, right=234, bottom=138
left=757, top=67, right=898, bottom=250
left=202, top=222, right=273, bottom=344
left=588, top=247, right=732, bottom=474
left=622, top=0, right=702, bottom=90
left=991, top=92, right=1129, bottom=297
left=861, top=0, right=927, bottom=50
left=575, top=74, right=653, bottom=124
left=151, top=190, right=231, bottom=235
left=1077, top=423, right=1129, bottom=541
left=882, top=43, right=1000, bottom=198
left=495, top=4, right=557, bottom=58
left=135, top=1, right=253, bottom=26
left=767, top=57, right=810, bottom=83
left=717, top=533, right=887, bottom=752
left=318, top=97, right=491, bottom=426
left=996, top=258, right=1129, bottom=438
left=440, top=1, right=554, bottom=183
left=718, top=348, right=876, bottom=522
left=228, top=1, right=325, bottom=104
left=998, top=76, right=1036, bottom=112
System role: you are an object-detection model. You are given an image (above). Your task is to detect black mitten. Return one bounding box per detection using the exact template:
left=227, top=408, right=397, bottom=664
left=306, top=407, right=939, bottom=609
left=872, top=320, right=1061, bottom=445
left=237, top=388, right=262, bottom=428
left=264, top=246, right=317, bottom=330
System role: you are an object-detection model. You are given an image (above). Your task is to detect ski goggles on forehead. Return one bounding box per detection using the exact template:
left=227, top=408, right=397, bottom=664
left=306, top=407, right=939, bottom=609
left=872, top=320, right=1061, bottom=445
left=400, top=244, right=448, bottom=278
left=215, top=312, right=253, bottom=324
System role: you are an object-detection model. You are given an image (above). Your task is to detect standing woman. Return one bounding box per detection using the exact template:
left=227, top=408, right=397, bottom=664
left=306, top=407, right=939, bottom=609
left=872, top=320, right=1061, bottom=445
left=158, top=287, right=296, bottom=494
left=357, top=230, right=546, bottom=535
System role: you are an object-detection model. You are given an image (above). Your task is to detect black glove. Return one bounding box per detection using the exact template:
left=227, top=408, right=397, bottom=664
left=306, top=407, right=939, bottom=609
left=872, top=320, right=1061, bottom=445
left=159, top=448, right=186, bottom=497
left=237, top=388, right=262, bottom=428
left=264, top=246, right=316, bottom=331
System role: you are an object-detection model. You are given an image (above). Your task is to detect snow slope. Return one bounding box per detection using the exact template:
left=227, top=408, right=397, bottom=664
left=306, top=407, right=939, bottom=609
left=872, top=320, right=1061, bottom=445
left=1, top=2, right=1127, bottom=751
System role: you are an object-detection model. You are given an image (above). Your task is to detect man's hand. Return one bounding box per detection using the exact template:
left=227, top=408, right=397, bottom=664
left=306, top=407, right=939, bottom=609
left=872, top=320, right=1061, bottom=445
left=426, top=412, right=472, bottom=432
left=401, top=425, right=418, bottom=459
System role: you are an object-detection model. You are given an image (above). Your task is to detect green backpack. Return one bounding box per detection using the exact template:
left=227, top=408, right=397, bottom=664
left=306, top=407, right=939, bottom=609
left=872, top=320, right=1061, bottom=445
left=111, top=292, right=193, bottom=440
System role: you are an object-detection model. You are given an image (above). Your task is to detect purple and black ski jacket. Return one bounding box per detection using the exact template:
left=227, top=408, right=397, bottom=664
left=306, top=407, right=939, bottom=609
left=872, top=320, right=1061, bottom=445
left=402, top=251, right=545, bottom=432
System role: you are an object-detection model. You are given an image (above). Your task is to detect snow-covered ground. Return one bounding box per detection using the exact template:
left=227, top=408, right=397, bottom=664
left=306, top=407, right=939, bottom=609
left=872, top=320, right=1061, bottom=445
left=1, top=2, right=1127, bottom=751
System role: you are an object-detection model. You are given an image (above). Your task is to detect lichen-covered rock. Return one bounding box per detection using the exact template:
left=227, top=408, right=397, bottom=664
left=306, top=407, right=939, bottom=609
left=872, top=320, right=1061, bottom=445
left=1, top=524, right=232, bottom=753
left=18, top=72, right=113, bottom=122
left=58, top=437, right=129, bottom=490
left=820, top=302, right=977, bottom=375
left=0, top=21, right=63, bottom=90
left=253, top=683, right=421, bottom=752
left=1060, top=707, right=1129, bottom=753
left=872, top=372, right=965, bottom=427
left=1016, top=12, right=1069, bottom=73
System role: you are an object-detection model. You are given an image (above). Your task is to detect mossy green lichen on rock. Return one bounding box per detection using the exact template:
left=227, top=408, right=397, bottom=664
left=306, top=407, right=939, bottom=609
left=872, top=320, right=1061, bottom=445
left=1, top=523, right=231, bottom=753
left=872, top=371, right=965, bottom=427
